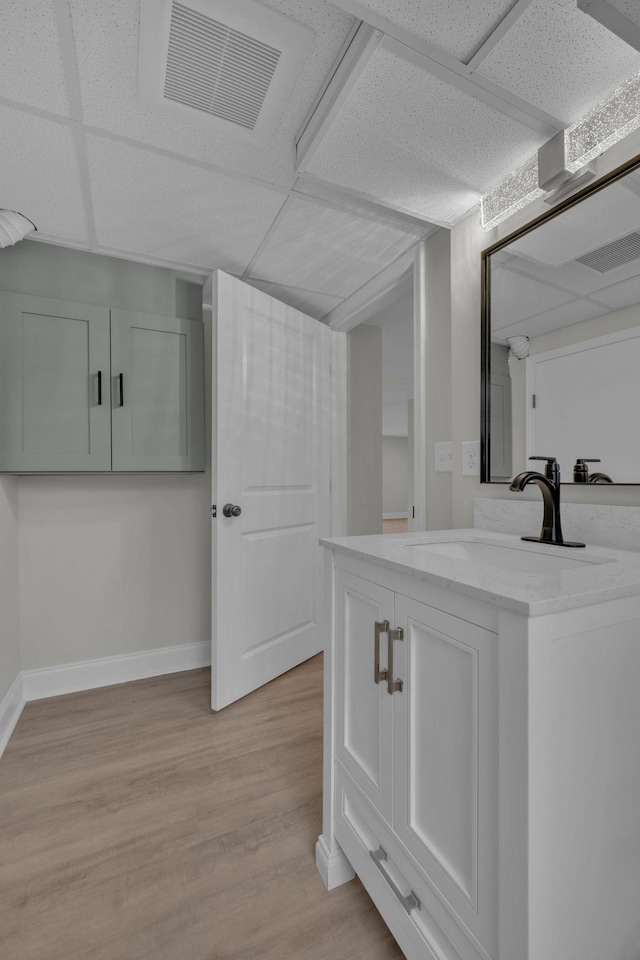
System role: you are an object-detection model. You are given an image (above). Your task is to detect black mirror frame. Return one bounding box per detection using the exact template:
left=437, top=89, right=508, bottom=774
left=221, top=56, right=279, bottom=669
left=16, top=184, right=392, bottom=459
left=480, top=149, right=640, bottom=484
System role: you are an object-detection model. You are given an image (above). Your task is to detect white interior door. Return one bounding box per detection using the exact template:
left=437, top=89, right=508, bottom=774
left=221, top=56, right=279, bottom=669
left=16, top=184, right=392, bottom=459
left=212, top=271, right=333, bottom=710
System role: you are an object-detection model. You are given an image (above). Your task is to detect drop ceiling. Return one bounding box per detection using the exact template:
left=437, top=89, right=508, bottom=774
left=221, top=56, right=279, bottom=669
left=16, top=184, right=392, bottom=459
left=1, top=0, right=639, bottom=321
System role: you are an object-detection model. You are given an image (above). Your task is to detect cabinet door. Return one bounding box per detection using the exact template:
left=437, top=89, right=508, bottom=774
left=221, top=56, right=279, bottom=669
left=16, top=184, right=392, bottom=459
left=0, top=292, right=111, bottom=472
left=335, top=570, right=395, bottom=822
left=110, top=309, right=204, bottom=471
left=392, top=595, right=498, bottom=957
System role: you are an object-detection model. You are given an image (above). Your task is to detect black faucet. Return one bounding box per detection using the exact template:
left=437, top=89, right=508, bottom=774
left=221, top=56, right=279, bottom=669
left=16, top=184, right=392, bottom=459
left=573, top=459, right=613, bottom=483
left=509, top=456, right=585, bottom=548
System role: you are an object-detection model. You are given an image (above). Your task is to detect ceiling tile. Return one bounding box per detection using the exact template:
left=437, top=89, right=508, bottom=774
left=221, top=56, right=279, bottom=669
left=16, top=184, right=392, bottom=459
left=248, top=197, right=420, bottom=296
left=246, top=279, right=343, bottom=318
left=494, top=296, right=607, bottom=340
left=476, top=0, right=640, bottom=123
left=292, top=176, right=430, bottom=234
left=352, top=0, right=518, bottom=61
left=0, top=0, right=71, bottom=115
left=0, top=106, right=89, bottom=243
left=85, top=136, right=287, bottom=272
left=605, top=0, right=640, bottom=27
left=507, top=181, right=640, bottom=265
left=586, top=275, right=640, bottom=311
left=300, top=44, right=544, bottom=223
left=491, top=263, right=576, bottom=329
left=69, top=0, right=355, bottom=187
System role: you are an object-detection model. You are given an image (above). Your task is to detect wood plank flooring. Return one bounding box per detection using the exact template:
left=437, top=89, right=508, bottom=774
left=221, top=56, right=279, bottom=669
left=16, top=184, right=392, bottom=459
left=0, top=656, right=404, bottom=960
left=382, top=518, right=408, bottom=534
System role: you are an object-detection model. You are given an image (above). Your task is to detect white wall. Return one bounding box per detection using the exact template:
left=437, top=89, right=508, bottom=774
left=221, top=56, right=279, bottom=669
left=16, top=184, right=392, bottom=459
left=0, top=477, right=20, bottom=702
left=0, top=242, right=210, bottom=672
left=382, top=436, right=408, bottom=516
left=347, top=323, right=382, bottom=535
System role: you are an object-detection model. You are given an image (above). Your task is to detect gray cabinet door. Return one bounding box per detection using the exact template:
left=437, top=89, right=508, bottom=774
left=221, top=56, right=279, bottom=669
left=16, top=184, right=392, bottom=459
left=0, top=292, right=112, bottom=472
left=110, top=309, right=204, bottom=472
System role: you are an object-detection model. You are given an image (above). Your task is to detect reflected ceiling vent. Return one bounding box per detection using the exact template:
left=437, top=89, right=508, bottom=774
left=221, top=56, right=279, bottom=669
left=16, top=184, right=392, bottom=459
left=576, top=231, right=640, bottom=272
left=140, top=0, right=313, bottom=142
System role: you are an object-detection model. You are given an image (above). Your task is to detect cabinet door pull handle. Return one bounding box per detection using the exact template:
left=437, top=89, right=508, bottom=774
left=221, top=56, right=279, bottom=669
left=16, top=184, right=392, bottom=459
left=374, top=620, right=389, bottom=684
left=118, top=373, right=124, bottom=407
left=369, top=846, right=421, bottom=914
left=387, top=626, right=404, bottom=695
left=97, top=370, right=102, bottom=406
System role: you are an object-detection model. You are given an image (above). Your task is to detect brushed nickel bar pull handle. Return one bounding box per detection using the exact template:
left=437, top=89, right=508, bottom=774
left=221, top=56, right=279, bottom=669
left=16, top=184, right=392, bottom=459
left=374, top=620, right=389, bottom=684
left=369, top=846, right=421, bottom=914
left=119, top=373, right=124, bottom=407
left=97, top=370, right=102, bottom=406
left=387, top=626, right=404, bottom=695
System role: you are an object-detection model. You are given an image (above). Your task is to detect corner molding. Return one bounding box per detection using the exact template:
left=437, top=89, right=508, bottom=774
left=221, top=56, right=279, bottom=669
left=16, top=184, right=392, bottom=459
left=0, top=642, right=210, bottom=760
left=0, top=673, right=25, bottom=760
left=315, top=834, right=355, bottom=890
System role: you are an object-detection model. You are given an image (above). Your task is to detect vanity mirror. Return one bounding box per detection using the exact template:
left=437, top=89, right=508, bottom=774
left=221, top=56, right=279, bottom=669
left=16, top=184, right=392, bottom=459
left=481, top=152, right=640, bottom=484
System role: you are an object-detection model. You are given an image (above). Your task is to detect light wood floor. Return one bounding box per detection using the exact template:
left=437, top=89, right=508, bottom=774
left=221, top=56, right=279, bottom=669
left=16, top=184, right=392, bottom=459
left=0, top=656, right=404, bottom=960
left=382, top=518, right=408, bottom=534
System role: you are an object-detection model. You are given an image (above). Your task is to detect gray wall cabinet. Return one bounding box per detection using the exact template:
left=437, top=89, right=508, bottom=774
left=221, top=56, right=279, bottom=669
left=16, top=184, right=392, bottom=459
left=0, top=293, right=204, bottom=473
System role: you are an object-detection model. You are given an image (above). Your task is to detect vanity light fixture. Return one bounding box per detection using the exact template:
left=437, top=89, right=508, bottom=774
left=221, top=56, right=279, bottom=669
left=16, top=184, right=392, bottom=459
left=538, top=129, right=597, bottom=205
left=480, top=68, right=640, bottom=229
left=0, top=209, right=36, bottom=248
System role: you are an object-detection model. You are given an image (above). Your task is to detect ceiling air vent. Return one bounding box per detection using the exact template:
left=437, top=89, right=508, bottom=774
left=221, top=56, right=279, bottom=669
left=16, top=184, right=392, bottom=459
left=164, top=3, right=281, bottom=130
left=576, top=231, right=640, bottom=273
left=140, top=0, right=313, bottom=142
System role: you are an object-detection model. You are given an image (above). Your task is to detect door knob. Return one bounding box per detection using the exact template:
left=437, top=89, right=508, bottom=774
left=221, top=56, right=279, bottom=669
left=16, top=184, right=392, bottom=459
left=222, top=503, right=242, bottom=518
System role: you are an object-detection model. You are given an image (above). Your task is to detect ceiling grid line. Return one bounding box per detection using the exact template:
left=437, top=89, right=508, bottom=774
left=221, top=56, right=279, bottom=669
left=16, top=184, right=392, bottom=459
left=296, top=169, right=454, bottom=228
left=0, top=95, right=292, bottom=198
left=287, top=179, right=431, bottom=230
left=291, top=172, right=434, bottom=229
left=52, top=0, right=99, bottom=250
left=466, top=0, right=537, bottom=69
left=239, top=194, right=293, bottom=281
left=326, top=0, right=563, bottom=135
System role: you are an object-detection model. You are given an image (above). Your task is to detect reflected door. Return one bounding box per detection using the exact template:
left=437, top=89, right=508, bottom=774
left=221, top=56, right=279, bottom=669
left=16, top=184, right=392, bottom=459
left=212, top=272, right=332, bottom=710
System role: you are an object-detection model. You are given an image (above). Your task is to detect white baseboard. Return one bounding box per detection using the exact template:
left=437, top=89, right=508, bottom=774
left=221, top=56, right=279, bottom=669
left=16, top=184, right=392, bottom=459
left=22, top=641, right=211, bottom=702
left=315, top=834, right=355, bottom=890
left=383, top=512, right=408, bottom=520
left=0, top=643, right=211, bottom=761
left=0, top=673, right=25, bottom=759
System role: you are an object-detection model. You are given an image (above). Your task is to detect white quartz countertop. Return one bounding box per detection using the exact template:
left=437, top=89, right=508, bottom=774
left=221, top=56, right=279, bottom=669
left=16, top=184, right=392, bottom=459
left=320, top=529, right=640, bottom=615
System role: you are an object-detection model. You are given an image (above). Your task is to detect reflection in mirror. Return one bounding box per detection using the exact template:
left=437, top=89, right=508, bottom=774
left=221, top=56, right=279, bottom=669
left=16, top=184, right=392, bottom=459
left=482, top=155, right=640, bottom=484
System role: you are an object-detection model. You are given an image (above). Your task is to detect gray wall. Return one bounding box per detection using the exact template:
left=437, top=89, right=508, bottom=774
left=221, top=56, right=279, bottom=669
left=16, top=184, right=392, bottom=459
left=347, top=323, right=382, bottom=535
left=0, top=241, right=209, bottom=672
left=382, top=436, right=408, bottom=515
left=0, top=477, right=19, bottom=702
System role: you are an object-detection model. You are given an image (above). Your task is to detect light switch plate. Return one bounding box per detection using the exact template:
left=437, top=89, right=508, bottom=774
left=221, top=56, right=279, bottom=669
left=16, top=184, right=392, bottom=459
left=435, top=441, right=453, bottom=473
left=462, top=441, right=480, bottom=476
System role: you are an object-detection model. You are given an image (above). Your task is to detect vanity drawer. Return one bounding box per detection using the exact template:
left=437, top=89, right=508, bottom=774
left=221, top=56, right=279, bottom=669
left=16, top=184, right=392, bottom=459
left=334, top=764, right=492, bottom=960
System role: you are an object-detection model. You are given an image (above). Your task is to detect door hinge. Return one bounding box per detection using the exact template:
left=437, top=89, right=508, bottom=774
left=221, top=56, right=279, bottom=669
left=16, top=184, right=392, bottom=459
left=211, top=504, right=217, bottom=518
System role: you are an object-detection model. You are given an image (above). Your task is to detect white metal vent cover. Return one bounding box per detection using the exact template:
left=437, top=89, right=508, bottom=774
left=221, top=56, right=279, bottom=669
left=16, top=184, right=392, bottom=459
left=140, top=0, right=313, bottom=142
left=576, top=230, right=640, bottom=272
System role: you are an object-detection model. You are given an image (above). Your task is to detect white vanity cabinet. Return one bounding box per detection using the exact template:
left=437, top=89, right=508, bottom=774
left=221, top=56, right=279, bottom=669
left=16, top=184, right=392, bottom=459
left=331, top=559, right=498, bottom=960
left=0, top=292, right=204, bottom=472
left=319, top=533, right=640, bottom=960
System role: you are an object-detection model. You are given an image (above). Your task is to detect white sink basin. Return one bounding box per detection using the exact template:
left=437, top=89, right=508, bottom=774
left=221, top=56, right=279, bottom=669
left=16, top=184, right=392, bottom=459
left=407, top=538, right=611, bottom=574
